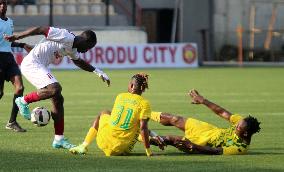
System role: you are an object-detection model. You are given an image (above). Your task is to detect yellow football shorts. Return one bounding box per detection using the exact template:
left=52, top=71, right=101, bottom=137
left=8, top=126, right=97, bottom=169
left=96, top=114, right=134, bottom=156
left=183, top=118, right=220, bottom=146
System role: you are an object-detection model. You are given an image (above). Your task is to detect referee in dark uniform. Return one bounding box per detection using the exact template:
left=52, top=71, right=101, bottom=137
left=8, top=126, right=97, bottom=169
left=0, top=0, right=32, bottom=132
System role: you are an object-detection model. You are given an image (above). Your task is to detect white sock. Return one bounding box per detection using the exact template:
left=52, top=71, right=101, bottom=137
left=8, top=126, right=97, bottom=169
left=82, top=141, right=88, bottom=147
left=21, top=97, right=28, bottom=104
left=54, top=135, right=64, bottom=141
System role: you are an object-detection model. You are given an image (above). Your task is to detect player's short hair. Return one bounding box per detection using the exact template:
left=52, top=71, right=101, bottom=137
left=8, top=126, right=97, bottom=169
left=244, top=115, right=261, bottom=136
left=82, top=30, right=97, bottom=45
left=0, top=0, right=7, bottom=6
left=131, top=73, right=149, bottom=92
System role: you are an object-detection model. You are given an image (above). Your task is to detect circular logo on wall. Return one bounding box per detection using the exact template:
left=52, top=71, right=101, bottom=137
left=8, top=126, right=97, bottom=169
left=182, top=44, right=196, bottom=64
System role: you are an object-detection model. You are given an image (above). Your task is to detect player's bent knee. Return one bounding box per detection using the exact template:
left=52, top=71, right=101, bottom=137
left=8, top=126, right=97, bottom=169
left=53, top=86, right=62, bottom=96
left=55, top=94, right=64, bottom=104
left=171, top=116, right=186, bottom=128
left=48, top=83, right=62, bottom=97
left=171, top=116, right=180, bottom=123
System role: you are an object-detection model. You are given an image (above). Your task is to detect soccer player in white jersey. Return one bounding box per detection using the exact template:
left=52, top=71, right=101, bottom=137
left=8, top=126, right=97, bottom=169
left=0, top=0, right=32, bottom=132
left=5, top=26, right=110, bottom=149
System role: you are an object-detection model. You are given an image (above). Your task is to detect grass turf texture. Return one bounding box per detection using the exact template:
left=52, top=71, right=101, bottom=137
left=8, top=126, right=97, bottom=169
left=0, top=67, right=283, bottom=172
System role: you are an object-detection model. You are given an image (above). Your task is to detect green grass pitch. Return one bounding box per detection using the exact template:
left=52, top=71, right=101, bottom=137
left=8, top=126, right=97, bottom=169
left=0, top=67, right=283, bottom=172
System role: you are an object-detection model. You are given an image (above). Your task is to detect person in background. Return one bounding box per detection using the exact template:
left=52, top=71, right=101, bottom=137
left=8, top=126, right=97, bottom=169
left=0, top=0, right=32, bottom=132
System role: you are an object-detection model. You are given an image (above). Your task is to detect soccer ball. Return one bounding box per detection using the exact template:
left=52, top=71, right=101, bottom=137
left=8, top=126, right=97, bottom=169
left=31, top=107, right=51, bottom=127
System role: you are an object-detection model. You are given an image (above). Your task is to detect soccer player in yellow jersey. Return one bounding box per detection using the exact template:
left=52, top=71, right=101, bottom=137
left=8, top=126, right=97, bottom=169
left=70, top=73, right=153, bottom=156
left=150, top=89, right=261, bottom=155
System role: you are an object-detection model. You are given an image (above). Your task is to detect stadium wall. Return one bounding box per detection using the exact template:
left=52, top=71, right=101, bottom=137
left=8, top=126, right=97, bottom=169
left=138, top=0, right=211, bottom=62
left=214, top=0, right=284, bottom=51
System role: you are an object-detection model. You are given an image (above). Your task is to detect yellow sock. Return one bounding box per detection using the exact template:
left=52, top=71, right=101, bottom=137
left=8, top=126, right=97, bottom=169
left=83, top=127, right=97, bottom=147
left=150, top=112, right=161, bottom=123
left=137, top=134, right=143, bottom=142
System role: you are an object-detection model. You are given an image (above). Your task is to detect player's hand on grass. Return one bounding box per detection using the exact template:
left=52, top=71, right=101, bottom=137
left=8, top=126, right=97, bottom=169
left=4, top=34, right=19, bottom=42
left=188, top=89, right=205, bottom=104
left=93, top=68, right=111, bottom=87
left=150, top=136, right=167, bottom=150
left=175, top=138, right=193, bottom=153
left=155, top=136, right=167, bottom=150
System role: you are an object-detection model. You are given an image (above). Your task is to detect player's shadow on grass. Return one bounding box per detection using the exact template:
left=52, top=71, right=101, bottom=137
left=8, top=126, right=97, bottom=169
left=128, top=152, right=188, bottom=156
left=162, top=150, right=284, bottom=156
left=133, top=149, right=284, bottom=156
left=248, top=148, right=284, bottom=155
left=131, top=151, right=213, bottom=156
left=0, top=149, right=283, bottom=172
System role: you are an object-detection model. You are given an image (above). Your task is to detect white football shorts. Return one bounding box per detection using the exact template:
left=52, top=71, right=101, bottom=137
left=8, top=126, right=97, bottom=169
left=20, top=60, right=58, bottom=89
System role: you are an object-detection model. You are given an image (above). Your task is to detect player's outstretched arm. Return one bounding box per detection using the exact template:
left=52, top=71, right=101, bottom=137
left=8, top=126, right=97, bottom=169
left=140, top=119, right=153, bottom=157
left=4, top=26, right=49, bottom=41
left=11, top=42, right=33, bottom=53
left=189, top=89, right=232, bottom=121
left=72, top=59, right=110, bottom=86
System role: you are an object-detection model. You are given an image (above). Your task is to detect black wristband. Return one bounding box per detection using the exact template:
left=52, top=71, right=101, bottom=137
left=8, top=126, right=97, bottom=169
left=11, top=42, right=25, bottom=48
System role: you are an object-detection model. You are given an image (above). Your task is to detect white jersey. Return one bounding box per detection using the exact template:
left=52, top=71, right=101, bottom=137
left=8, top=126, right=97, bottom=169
left=0, top=17, right=13, bottom=52
left=24, top=27, right=80, bottom=66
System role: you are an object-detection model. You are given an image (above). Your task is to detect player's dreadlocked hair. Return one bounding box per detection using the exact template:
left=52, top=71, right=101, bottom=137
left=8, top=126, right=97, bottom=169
left=244, top=115, right=261, bottom=136
left=83, top=30, right=97, bottom=45
left=131, top=72, right=149, bottom=93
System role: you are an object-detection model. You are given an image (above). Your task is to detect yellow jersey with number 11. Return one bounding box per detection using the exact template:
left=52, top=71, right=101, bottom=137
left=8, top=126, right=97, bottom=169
left=96, top=92, right=151, bottom=155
